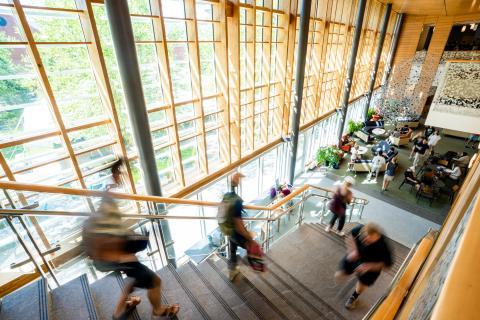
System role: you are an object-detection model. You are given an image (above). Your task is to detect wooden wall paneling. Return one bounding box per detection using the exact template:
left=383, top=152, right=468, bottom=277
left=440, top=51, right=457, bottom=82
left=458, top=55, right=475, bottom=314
left=77, top=0, right=137, bottom=194
left=246, top=5, right=255, bottom=154
left=150, top=0, right=186, bottom=187
left=214, top=0, right=231, bottom=166
left=281, top=0, right=298, bottom=136
left=413, top=16, right=452, bottom=114
left=227, top=0, right=241, bottom=162
left=11, top=0, right=95, bottom=213
left=260, top=8, right=272, bottom=148
left=185, top=0, right=209, bottom=176
left=272, top=2, right=292, bottom=141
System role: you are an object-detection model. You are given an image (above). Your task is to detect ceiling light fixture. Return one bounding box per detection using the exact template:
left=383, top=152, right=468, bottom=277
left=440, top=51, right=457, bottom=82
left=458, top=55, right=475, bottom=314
left=461, top=25, right=467, bottom=32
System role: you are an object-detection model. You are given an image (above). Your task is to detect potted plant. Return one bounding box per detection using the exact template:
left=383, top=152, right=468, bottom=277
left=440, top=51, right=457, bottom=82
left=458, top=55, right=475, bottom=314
left=316, top=146, right=343, bottom=169
left=347, top=120, right=363, bottom=135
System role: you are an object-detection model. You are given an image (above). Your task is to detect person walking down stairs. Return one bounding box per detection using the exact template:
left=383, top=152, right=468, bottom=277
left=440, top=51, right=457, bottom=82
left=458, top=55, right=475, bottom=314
left=83, top=159, right=179, bottom=320
left=325, top=177, right=354, bottom=237
left=335, top=223, right=392, bottom=310
left=218, top=172, right=261, bottom=281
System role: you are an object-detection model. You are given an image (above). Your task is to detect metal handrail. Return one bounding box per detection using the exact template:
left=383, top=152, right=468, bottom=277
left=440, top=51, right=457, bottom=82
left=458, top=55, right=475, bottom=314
left=0, top=180, right=368, bottom=212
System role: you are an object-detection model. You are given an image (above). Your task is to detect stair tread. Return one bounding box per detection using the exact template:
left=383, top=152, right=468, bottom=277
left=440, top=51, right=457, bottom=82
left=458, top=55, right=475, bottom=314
left=175, top=262, right=236, bottom=320
left=209, top=256, right=288, bottom=320
left=157, top=266, right=206, bottom=320
left=90, top=273, right=137, bottom=320
left=195, top=260, right=260, bottom=320
left=50, top=274, right=98, bottom=320
left=0, top=278, right=49, bottom=320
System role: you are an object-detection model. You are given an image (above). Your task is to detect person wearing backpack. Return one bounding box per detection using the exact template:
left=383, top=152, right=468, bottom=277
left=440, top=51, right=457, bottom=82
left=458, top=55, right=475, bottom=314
left=218, top=172, right=260, bottom=280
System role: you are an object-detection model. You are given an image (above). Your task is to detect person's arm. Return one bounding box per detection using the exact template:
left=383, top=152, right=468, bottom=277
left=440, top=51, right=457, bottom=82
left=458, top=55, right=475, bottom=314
left=355, top=262, right=385, bottom=273
left=233, top=218, right=255, bottom=243
left=345, top=234, right=359, bottom=261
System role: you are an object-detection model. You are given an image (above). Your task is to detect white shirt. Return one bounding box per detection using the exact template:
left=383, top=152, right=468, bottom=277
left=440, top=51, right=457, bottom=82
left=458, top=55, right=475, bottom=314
left=449, top=166, right=462, bottom=180
left=428, top=134, right=441, bottom=147
left=372, top=155, right=386, bottom=167
left=351, top=148, right=359, bottom=161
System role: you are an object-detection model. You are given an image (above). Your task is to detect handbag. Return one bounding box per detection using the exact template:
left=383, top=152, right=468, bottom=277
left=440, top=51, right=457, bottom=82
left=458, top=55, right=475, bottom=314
left=124, top=233, right=149, bottom=253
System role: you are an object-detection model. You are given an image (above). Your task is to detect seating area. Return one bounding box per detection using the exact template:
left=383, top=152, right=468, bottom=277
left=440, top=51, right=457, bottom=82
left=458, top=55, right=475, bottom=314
left=339, top=119, right=476, bottom=217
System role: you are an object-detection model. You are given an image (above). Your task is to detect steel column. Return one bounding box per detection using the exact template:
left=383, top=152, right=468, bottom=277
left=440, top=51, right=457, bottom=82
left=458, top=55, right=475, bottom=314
left=288, top=0, right=312, bottom=185
left=336, top=0, right=368, bottom=145
left=382, top=13, right=404, bottom=85
left=364, top=3, right=392, bottom=120
left=104, top=0, right=175, bottom=263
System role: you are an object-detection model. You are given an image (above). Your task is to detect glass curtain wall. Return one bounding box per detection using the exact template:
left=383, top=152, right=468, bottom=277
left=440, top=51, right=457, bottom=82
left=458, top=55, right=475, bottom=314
left=0, top=0, right=396, bottom=285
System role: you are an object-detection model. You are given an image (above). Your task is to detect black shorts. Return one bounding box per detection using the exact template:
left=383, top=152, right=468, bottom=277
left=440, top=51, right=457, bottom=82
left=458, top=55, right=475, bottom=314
left=340, top=257, right=381, bottom=287
left=94, top=261, right=159, bottom=289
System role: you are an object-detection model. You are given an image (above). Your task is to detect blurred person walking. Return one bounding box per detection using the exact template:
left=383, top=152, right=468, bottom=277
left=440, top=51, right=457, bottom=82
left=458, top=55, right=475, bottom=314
left=83, top=159, right=179, bottom=320
left=325, top=177, right=354, bottom=236
left=382, top=157, right=398, bottom=192
left=335, top=223, right=392, bottom=310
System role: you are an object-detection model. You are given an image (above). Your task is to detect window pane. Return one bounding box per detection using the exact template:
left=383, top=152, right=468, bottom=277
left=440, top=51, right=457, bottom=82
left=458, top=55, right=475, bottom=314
left=20, top=0, right=77, bottom=9
left=155, top=146, right=176, bottom=187
left=203, top=98, right=218, bottom=114
left=151, top=128, right=169, bottom=146
left=165, top=20, right=187, bottom=41
left=204, top=113, right=217, bottom=129
left=68, top=125, right=112, bottom=152
left=167, top=43, right=193, bottom=102
left=25, top=9, right=84, bottom=42
left=197, top=22, right=213, bottom=41
left=128, top=0, right=151, bottom=15
left=137, top=44, right=165, bottom=108
left=240, top=159, right=259, bottom=202
left=261, top=149, right=276, bottom=191
left=0, top=7, right=24, bottom=41
left=175, top=104, right=195, bottom=122
left=162, top=0, right=185, bottom=18
left=199, top=43, right=217, bottom=96
left=180, top=137, right=200, bottom=183
left=131, top=17, right=155, bottom=41
left=2, top=136, right=67, bottom=172
left=206, top=129, right=220, bottom=169
left=39, top=46, right=108, bottom=127
left=196, top=3, right=213, bottom=20
left=148, top=110, right=168, bottom=128
left=178, top=119, right=196, bottom=138
left=76, top=145, right=116, bottom=174
left=0, top=47, right=56, bottom=141
left=15, top=159, right=75, bottom=185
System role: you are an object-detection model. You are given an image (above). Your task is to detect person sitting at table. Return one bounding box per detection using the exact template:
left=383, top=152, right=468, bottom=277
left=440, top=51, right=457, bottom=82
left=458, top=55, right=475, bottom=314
left=420, top=168, right=435, bottom=186
left=452, top=152, right=470, bottom=170
left=341, top=134, right=355, bottom=152
left=390, top=129, right=400, bottom=138
left=445, top=164, right=462, bottom=181
left=348, top=145, right=361, bottom=171
left=465, top=134, right=479, bottom=149
left=399, top=125, right=410, bottom=135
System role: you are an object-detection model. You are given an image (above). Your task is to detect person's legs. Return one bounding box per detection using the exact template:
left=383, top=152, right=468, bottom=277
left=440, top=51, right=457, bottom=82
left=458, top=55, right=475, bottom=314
left=228, top=237, right=239, bottom=271
left=345, top=272, right=380, bottom=309
left=327, top=214, right=338, bottom=231
left=337, top=215, right=346, bottom=233
left=374, top=166, right=381, bottom=181
left=113, top=277, right=135, bottom=318
left=413, top=152, right=420, bottom=167
left=228, top=232, right=248, bottom=280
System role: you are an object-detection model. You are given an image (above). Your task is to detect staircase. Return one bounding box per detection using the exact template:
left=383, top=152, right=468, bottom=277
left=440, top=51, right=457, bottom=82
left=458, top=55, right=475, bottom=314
left=0, top=222, right=408, bottom=320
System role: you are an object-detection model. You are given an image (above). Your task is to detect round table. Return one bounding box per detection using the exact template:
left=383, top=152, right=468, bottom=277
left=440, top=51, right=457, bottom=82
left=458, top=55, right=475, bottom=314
left=371, top=128, right=386, bottom=136
left=357, top=146, right=368, bottom=155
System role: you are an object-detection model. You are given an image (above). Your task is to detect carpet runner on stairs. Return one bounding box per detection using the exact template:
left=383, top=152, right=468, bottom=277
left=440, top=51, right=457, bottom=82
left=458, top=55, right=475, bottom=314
left=0, top=222, right=408, bottom=320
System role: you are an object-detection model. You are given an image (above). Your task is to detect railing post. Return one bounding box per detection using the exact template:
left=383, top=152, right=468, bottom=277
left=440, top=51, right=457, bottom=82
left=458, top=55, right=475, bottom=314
left=349, top=203, right=355, bottom=222
left=297, top=191, right=307, bottom=226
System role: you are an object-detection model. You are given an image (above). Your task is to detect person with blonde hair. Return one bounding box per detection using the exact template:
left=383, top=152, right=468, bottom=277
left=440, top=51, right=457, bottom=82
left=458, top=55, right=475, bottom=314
left=325, top=176, right=355, bottom=236
left=335, top=222, right=392, bottom=310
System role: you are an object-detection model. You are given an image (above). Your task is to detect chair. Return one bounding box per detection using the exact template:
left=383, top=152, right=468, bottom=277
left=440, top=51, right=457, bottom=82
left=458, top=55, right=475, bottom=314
left=399, top=170, right=418, bottom=192
left=437, top=159, right=449, bottom=167
left=389, top=128, right=413, bottom=147
left=416, top=183, right=436, bottom=206
left=449, top=185, right=460, bottom=204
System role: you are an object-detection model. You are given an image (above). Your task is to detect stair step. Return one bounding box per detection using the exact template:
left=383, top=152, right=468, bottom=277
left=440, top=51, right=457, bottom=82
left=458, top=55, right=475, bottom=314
left=90, top=273, right=141, bottom=320
left=157, top=265, right=206, bottom=320
left=195, top=260, right=260, bottom=320
left=0, top=278, right=49, bottom=320
left=50, top=274, right=98, bottom=320
left=264, top=256, right=347, bottom=320
left=208, top=256, right=289, bottom=320
left=175, top=262, right=237, bottom=320
left=307, top=223, right=404, bottom=275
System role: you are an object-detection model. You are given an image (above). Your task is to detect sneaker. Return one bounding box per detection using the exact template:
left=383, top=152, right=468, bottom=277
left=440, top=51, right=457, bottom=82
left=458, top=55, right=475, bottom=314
left=337, top=231, right=345, bottom=237
left=229, top=268, right=240, bottom=281
left=325, top=225, right=331, bottom=232
left=345, top=296, right=358, bottom=310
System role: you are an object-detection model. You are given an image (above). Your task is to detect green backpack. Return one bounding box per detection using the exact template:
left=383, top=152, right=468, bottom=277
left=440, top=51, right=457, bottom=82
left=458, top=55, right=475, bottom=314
left=217, top=192, right=242, bottom=236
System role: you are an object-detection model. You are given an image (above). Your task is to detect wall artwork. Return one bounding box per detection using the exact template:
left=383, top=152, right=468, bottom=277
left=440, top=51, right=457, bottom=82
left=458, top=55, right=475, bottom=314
left=425, top=61, right=480, bottom=133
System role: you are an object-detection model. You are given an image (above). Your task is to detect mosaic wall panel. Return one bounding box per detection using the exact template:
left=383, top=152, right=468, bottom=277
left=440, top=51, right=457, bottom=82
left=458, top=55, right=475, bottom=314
left=408, top=193, right=478, bottom=319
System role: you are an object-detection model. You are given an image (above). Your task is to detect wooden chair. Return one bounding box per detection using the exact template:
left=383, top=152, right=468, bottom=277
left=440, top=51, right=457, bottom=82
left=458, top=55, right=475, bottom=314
left=449, top=185, right=460, bottom=204
left=416, top=183, right=436, bottom=206
left=399, top=171, right=418, bottom=192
